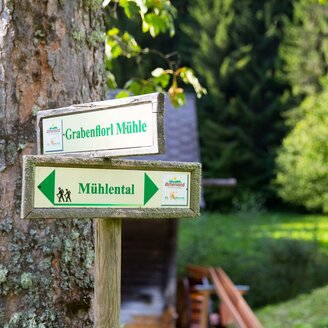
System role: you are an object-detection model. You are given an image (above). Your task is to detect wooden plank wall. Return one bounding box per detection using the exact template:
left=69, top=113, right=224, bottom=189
left=121, top=219, right=178, bottom=325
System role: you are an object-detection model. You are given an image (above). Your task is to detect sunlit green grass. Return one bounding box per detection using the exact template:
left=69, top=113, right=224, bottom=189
left=256, top=285, right=328, bottom=328
left=179, top=212, right=328, bottom=263
left=256, top=213, right=328, bottom=249
left=181, top=211, right=328, bottom=250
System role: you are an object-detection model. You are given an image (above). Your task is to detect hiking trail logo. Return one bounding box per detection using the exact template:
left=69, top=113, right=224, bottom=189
left=43, top=119, right=63, bottom=153
left=162, top=174, right=189, bottom=206
left=47, top=124, right=61, bottom=134
left=165, top=177, right=186, bottom=188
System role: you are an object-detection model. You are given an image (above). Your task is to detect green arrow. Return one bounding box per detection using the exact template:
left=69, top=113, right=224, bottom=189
left=37, top=170, right=55, bottom=205
left=144, top=173, right=159, bottom=205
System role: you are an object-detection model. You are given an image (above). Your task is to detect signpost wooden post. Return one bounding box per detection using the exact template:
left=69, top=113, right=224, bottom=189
left=22, top=93, right=201, bottom=328
left=94, top=218, right=122, bottom=328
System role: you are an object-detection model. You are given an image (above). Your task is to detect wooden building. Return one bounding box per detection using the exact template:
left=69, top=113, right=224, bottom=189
left=106, top=93, right=201, bottom=326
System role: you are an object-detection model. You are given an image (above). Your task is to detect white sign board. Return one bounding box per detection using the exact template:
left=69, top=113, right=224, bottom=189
left=21, top=156, right=201, bottom=219
left=33, top=167, right=190, bottom=209
left=37, top=93, right=164, bottom=157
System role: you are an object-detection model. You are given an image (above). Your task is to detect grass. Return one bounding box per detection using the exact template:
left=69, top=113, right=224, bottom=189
left=256, top=285, right=328, bottom=328
left=178, top=211, right=328, bottom=272
left=256, top=212, right=328, bottom=248
left=177, top=211, right=328, bottom=308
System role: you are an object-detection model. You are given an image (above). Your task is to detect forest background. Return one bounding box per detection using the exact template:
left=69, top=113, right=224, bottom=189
left=109, top=0, right=328, bottom=213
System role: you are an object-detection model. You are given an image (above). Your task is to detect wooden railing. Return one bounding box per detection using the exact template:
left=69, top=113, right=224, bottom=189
left=209, top=267, right=262, bottom=328
left=177, top=265, right=262, bottom=328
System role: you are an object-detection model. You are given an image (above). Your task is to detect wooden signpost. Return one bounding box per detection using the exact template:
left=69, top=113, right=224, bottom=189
left=21, top=93, right=201, bottom=328
left=21, top=156, right=201, bottom=220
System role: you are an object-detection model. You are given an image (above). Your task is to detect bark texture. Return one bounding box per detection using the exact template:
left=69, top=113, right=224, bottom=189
left=0, top=0, right=104, bottom=326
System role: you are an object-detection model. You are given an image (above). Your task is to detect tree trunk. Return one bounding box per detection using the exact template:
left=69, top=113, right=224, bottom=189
left=0, top=1, right=104, bottom=326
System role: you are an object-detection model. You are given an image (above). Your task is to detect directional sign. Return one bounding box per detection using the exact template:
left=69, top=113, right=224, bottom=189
left=35, top=168, right=182, bottom=208
left=36, top=93, right=164, bottom=157
left=21, top=156, right=201, bottom=219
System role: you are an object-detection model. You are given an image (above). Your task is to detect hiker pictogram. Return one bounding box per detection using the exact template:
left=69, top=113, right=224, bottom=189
left=57, top=187, right=72, bottom=202
left=57, top=187, right=65, bottom=202
left=64, top=189, right=71, bottom=202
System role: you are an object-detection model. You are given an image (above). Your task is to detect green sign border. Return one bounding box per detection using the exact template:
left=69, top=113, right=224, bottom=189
left=21, top=155, right=201, bottom=220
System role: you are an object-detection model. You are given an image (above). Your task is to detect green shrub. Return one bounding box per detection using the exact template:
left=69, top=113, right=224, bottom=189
left=275, top=81, right=328, bottom=213
left=232, top=191, right=267, bottom=217
left=243, top=238, right=328, bottom=307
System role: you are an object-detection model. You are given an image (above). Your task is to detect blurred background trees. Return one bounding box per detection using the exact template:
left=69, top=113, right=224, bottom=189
left=109, top=0, right=328, bottom=212
left=276, top=82, right=328, bottom=213
left=275, top=0, right=328, bottom=213
left=184, top=0, right=295, bottom=208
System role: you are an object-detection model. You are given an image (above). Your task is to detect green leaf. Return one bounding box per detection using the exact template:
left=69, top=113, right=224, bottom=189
left=153, top=75, right=170, bottom=88
left=146, top=0, right=163, bottom=10
left=105, top=29, right=141, bottom=62
left=235, top=56, right=251, bottom=70
left=142, top=20, right=149, bottom=34
left=107, top=27, right=120, bottom=36
left=124, top=78, right=157, bottom=95
left=168, top=85, right=186, bottom=107
left=106, top=71, right=117, bottom=89
left=107, top=42, right=123, bottom=59
left=151, top=68, right=170, bottom=88
left=179, top=67, right=207, bottom=98
left=125, top=79, right=142, bottom=94
left=133, top=0, right=148, bottom=14
left=120, top=31, right=141, bottom=55
left=119, top=0, right=139, bottom=18
left=170, top=92, right=186, bottom=108
left=115, top=90, right=131, bottom=98
left=139, top=2, right=176, bottom=37
left=144, top=13, right=169, bottom=37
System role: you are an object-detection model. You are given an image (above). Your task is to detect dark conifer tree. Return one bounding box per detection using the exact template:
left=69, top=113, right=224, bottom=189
left=185, top=0, right=295, bottom=208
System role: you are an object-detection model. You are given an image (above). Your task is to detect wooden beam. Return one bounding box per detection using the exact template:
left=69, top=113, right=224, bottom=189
left=217, top=268, right=262, bottom=328
left=202, top=178, right=237, bottom=187
left=208, top=268, right=247, bottom=328
left=94, top=219, right=122, bottom=328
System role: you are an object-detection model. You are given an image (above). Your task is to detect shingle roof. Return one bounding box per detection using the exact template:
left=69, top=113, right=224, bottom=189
left=106, top=92, right=201, bottom=162
left=143, top=93, right=201, bottom=162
